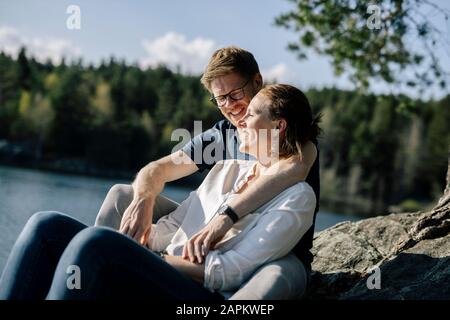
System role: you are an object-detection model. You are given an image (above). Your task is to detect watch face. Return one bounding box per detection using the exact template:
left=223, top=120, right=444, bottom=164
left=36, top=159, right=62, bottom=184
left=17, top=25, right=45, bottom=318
left=218, top=203, right=228, bottom=213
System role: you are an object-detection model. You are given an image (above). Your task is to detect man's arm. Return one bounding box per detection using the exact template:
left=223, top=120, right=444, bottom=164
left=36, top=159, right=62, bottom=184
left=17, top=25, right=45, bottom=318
left=119, top=150, right=198, bottom=244
left=132, top=150, right=198, bottom=198
left=183, top=141, right=317, bottom=263
left=229, top=141, right=316, bottom=218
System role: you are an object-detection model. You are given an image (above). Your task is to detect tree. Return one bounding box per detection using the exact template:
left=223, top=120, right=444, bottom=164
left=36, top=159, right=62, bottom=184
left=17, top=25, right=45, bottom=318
left=110, top=62, right=127, bottom=122
left=426, top=96, right=450, bottom=195
left=49, top=68, right=91, bottom=156
left=276, top=0, right=449, bottom=252
left=16, top=47, right=32, bottom=91
left=275, top=0, right=449, bottom=94
left=0, top=52, right=20, bottom=138
left=17, top=92, right=53, bottom=160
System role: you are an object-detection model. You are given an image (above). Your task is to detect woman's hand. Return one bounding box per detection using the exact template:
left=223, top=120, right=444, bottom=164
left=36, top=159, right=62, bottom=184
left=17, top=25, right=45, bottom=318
left=182, top=214, right=233, bottom=264
left=119, top=196, right=155, bottom=246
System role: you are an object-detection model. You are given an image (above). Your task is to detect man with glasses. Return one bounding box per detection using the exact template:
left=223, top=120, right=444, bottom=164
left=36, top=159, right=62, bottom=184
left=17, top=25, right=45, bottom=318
left=210, top=78, right=250, bottom=106
left=95, top=46, right=319, bottom=299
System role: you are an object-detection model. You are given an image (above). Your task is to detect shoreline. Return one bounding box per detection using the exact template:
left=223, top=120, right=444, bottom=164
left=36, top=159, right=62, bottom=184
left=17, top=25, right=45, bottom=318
left=2, top=160, right=427, bottom=218
left=0, top=161, right=366, bottom=219
left=0, top=160, right=206, bottom=190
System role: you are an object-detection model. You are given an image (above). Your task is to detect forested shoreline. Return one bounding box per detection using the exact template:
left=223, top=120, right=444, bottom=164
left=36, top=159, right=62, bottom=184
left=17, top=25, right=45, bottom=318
left=0, top=48, right=448, bottom=216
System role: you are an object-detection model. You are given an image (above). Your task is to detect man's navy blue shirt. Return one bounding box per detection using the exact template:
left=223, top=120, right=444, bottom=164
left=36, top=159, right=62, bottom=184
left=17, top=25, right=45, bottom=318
left=181, top=119, right=320, bottom=271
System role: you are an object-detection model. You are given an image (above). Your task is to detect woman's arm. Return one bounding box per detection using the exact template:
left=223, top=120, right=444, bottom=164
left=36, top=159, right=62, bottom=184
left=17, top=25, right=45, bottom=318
left=203, top=187, right=316, bottom=292
left=229, top=141, right=316, bottom=217
left=164, top=255, right=205, bottom=283
left=184, top=141, right=317, bottom=263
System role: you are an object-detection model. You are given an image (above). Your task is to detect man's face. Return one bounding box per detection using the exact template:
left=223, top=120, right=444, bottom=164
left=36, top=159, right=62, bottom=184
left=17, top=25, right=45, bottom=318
left=210, top=72, right=260, bottom=127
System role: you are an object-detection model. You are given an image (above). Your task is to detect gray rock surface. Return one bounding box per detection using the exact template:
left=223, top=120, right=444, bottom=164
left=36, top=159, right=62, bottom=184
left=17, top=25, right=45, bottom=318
left=309, top=211, right=450, bottom=299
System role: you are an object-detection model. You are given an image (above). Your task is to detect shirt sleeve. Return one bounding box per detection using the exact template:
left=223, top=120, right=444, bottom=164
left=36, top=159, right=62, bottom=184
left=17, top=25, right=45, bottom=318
left=147, top=192, right=194, bottom=252
left=181, top=121, right=227, bottom=172
left=203, top=188, right=316, bottom=292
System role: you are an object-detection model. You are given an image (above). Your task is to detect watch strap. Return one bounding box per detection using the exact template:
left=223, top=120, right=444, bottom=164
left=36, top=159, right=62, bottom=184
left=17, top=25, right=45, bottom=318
left=219, top=205, right=239, bottom=223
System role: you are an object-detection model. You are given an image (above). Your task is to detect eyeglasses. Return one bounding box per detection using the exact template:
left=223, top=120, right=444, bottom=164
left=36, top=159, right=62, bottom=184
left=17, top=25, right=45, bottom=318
left=210, top=79, right=251, bottom=108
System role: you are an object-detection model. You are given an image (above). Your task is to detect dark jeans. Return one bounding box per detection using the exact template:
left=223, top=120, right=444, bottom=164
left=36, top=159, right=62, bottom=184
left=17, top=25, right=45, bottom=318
left=0, top=211, right=224, bottom=300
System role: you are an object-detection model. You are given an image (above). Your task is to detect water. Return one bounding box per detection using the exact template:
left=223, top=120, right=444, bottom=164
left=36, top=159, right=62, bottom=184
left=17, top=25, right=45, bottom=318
left=0, top=165, right=361, bottom=274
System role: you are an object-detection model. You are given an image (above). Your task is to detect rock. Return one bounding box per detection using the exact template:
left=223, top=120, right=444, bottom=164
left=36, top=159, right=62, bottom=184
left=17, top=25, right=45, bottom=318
left=309, top=211, right=450, bottom=299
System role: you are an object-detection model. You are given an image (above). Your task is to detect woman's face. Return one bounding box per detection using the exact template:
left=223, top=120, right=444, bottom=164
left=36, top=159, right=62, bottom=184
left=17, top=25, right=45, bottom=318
left=238, top=93, right=280, bottom=163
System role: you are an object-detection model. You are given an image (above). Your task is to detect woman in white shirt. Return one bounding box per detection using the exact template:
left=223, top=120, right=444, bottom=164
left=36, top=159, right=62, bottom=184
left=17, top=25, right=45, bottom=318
left=0, top=84, right=320, bottom=300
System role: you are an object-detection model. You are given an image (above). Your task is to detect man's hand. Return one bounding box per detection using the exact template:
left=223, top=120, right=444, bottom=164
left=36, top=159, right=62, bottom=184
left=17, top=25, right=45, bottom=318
left=118, top=151, right=198, bottom=246
left=119, top=196, right=155, bottom=245
left=182, top=214, right=233, bottom=264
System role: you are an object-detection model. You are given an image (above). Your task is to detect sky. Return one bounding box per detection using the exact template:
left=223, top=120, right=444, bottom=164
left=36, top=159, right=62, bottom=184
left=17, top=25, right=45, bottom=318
left=0, top=0, right=449, bottom=99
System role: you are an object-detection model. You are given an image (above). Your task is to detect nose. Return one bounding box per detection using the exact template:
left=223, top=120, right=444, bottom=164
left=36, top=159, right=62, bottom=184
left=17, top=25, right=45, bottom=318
left=237, top=118, right=246, bottom=128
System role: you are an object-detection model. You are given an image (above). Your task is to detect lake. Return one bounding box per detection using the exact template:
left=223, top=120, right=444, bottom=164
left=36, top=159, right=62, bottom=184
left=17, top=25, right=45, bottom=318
left=0, top=165, right=362, bottom=274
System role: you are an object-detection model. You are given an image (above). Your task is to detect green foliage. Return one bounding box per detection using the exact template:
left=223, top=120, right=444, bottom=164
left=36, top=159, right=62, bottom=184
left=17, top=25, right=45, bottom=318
left=398, top=199, right=423, bottom=212
left=275, top=0, right=449, bottom=212
left=275, top=0, right=450, bottom=91
left=0, top=49, right=448, bottom=211
left=49, top=68, right=92, bottom=156
left=308, top=87, right=449, bottom=211
left=0, top=49, right=221, bottom=172
left=425, top=97, right=450, bottom=195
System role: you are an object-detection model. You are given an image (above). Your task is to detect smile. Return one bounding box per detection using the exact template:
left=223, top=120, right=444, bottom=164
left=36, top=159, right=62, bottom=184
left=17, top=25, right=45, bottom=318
left=229, top=108, right=245, bottom=117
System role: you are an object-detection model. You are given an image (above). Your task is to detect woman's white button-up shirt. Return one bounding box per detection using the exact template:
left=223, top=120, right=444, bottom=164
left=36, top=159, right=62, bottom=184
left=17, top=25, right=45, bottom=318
left=147, top=159, right=316, bottom=293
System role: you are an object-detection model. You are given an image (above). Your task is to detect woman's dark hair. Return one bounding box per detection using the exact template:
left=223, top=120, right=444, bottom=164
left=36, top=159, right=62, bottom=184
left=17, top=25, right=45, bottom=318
left=259, top=84, right=322, bottom=158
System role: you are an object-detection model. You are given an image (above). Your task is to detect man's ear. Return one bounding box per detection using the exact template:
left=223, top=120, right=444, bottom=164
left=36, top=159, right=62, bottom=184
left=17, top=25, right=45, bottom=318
left=253, top=73, right=263, bottom=91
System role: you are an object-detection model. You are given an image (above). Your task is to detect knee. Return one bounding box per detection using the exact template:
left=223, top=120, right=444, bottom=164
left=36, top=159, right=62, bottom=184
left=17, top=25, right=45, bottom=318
left=268, top=255, right=308, bottom=298
left=69, top=227, right=117, bottom=249
left=231, top=255, right=307, bottom=300
left=272, top=255, right=305, bottom=276
left=95, top=184, right=133, bottom=227
left=25, top=211, right=70, bottom=237
left=63, top=227, right=122, bottom=261
left=267, top=255, right=307, bottom=285
left=107, top=184, right=133, bottom=203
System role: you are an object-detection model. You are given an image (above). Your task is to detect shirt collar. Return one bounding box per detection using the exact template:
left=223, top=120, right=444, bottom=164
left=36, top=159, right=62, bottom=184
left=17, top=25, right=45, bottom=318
left=232, top=161, right=258, bottom=194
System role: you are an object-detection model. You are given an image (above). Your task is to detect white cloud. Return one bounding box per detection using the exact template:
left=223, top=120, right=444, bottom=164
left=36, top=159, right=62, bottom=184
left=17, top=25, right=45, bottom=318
left=262, top=63, right=295, bottom=83
left=0, top=26, right=22, bottom=57
left=140, top=32, right=216, bottom=74
left=0, top=26, right=81, bottom=64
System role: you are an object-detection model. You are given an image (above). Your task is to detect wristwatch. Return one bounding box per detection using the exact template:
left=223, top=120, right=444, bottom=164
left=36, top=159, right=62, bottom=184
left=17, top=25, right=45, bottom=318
left=217, top=204, right=239, bottom=224
left=156, top=250, right=166, bottom=260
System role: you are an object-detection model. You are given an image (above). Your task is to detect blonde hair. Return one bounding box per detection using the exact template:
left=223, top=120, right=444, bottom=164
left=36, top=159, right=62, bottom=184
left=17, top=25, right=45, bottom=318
left=200, top=46, right=260, bottom=91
